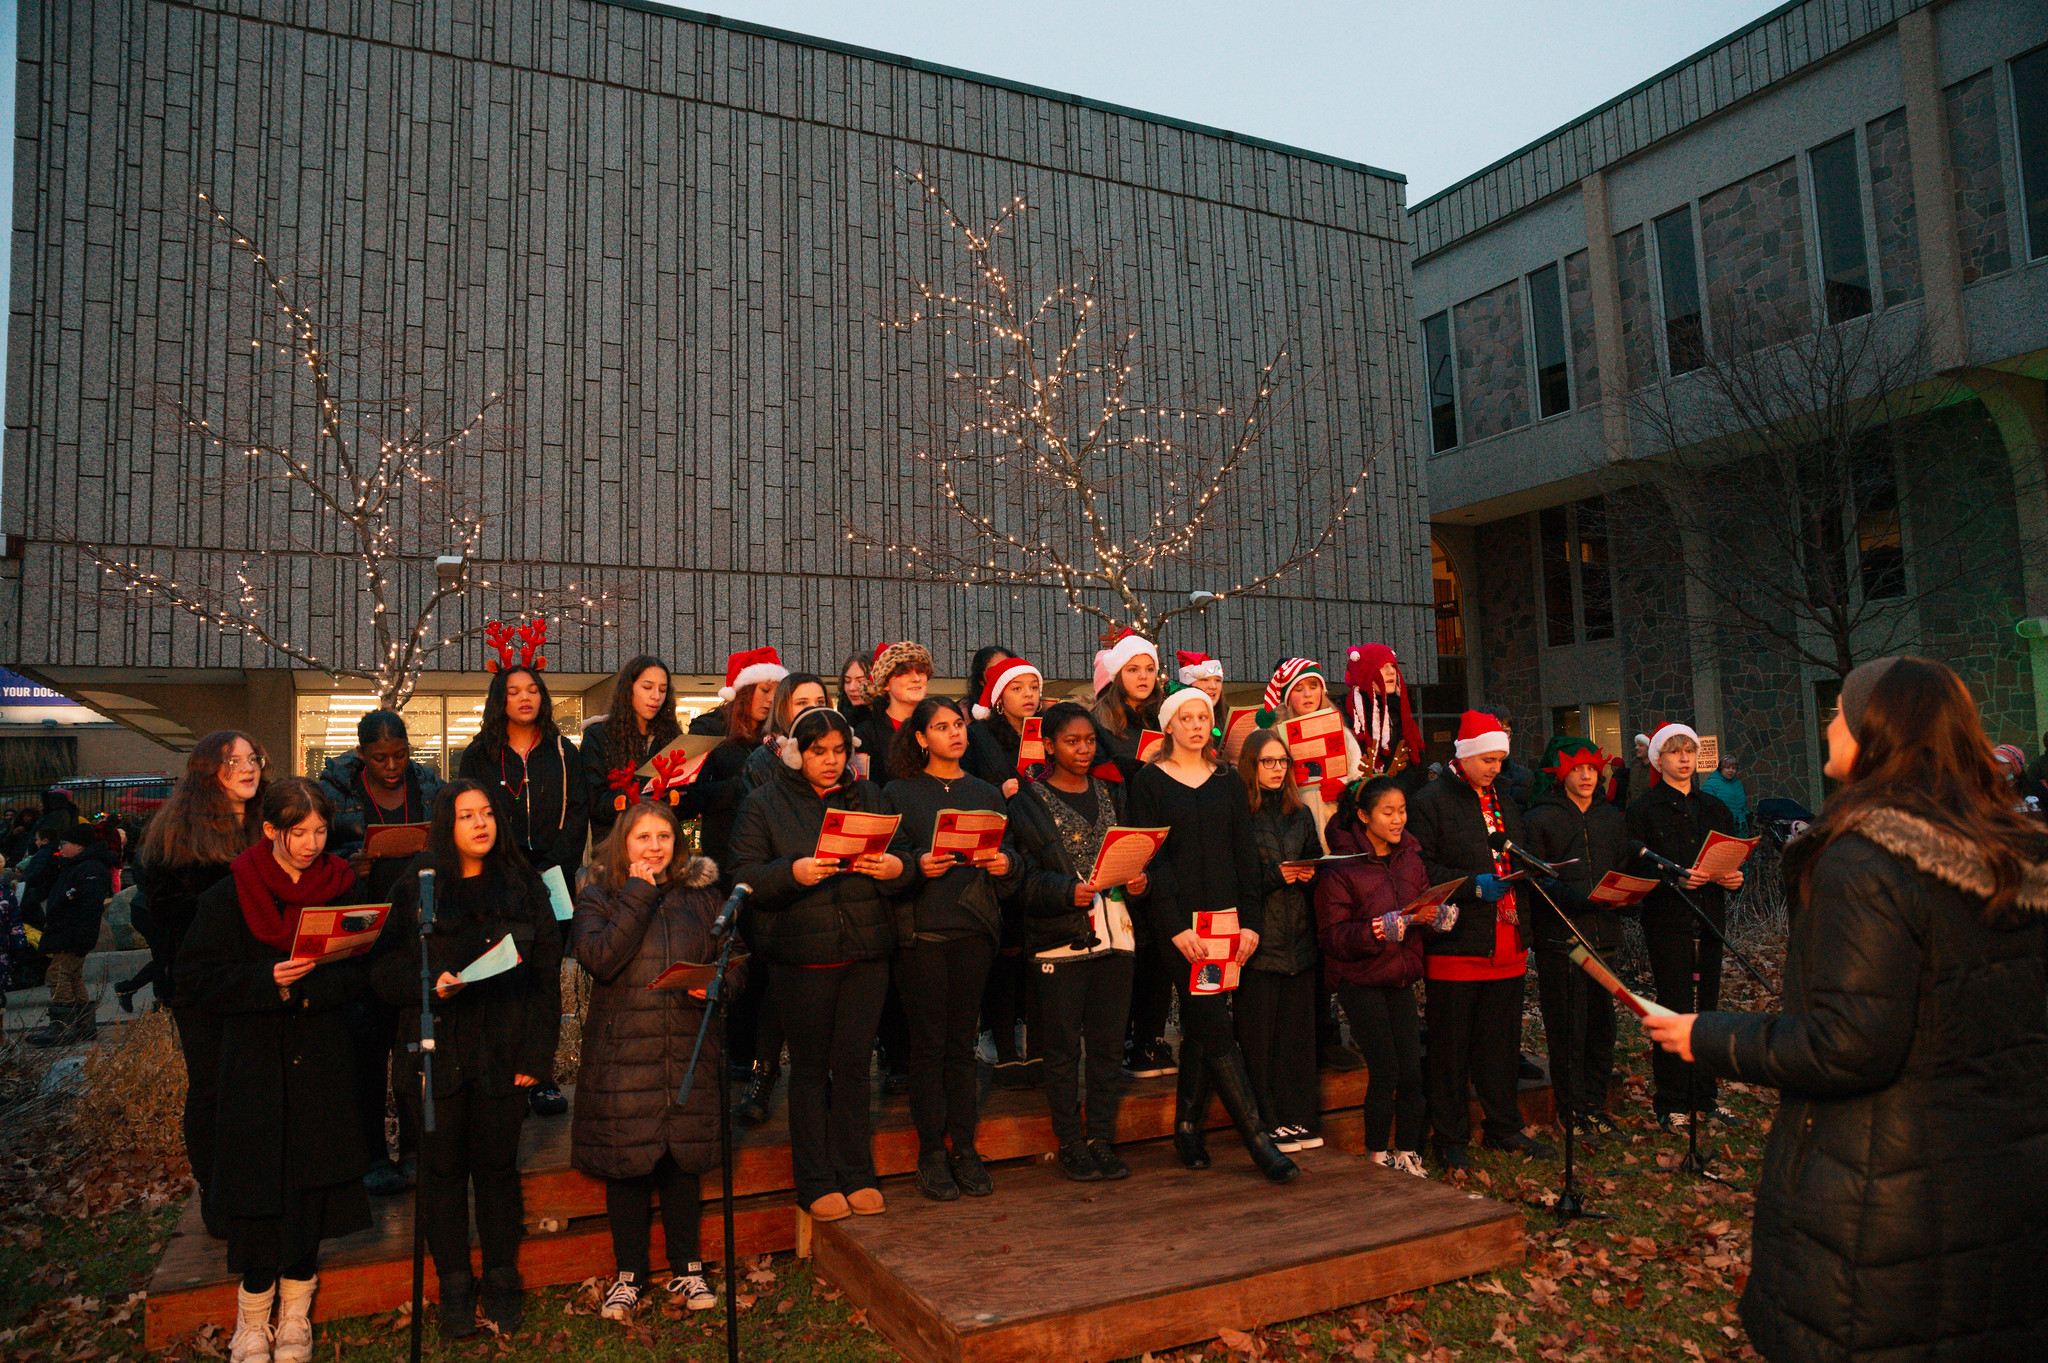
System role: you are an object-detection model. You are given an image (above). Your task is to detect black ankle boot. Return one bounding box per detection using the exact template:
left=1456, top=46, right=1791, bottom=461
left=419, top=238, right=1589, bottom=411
left=1172, top=1045, right=1213, bottom=1169
left=480, top=1266, right=523, bottom=1333
left=734, top=1060, right=779, bottom=1126
left=437, top=1269, right=477, bottom=1339
left=1209, top=1046, right=1301, bottom=1184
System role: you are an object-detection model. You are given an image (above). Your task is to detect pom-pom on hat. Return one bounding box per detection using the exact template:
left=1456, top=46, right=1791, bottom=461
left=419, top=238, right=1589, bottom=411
left=973, top=657, right=1043, bottom=721
left=869, top=641, right=935, bottom=693
left=1646, top=722, right=1700, bottom=765
left=1261, top=658, right=1326, bottom=714
left=1093, top=629, right=1159, bottom=694
left=718, top=646, right=788, bottom=702
left=1176, top=651, right=1223, bottom=686
left=1453, top=709, right=1511, bottom=760
left=1155, top=684, right=1214, bottom=737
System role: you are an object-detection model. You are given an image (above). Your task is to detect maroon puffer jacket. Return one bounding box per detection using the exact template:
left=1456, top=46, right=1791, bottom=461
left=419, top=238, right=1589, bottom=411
left=1314, top=821, right=1429, bottom=990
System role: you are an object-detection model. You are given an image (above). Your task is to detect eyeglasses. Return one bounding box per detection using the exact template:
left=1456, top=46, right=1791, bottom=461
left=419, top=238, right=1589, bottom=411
left=1256, top=757, right=1291, bottom=769
left=222, top=756, right=268, bottom=774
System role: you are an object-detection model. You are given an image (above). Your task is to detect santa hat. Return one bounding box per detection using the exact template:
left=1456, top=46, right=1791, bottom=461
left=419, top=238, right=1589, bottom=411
left=869, top=641, right=935, bottom=692
left=973, top=657, right=1043, bottom=720
left=1093, top=629, right=1159, bottom=694
left=1261, top=658, right=1326, bottom=714
left=1176, top=651, right=1224, bottom=686
left=1453, top=709, right=1511, bottom=760
left=1646, top=722, right=1700, bottom=765
left=718, top=646, right=788, bottom=702
left=1155, top=684, right=1214, bottom=736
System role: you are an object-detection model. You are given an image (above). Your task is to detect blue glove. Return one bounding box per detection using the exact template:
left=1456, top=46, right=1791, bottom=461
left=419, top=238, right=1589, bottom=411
left=1472, top=874, right=1510, bottom=902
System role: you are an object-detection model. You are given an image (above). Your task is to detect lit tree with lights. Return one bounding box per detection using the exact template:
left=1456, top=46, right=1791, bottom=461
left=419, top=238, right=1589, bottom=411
left=73, top=194, right=624, bottom=709
left=848, top=173, right=1382, bottom=645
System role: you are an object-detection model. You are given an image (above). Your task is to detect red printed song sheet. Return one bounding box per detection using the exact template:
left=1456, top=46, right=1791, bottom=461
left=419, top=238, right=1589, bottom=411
left=1587, top=870, right=1660, bottom=907
left=289, top=904, right=391, bottom=963
left=1221, top=707, right=1261, bottom=763
left=1134, top=729, right=1166, bottom=761
left=1282, top=709, right=1347, bottom=790
left=1017, top=717, right=1046, bottom=778
left=1403, top=878, right=1467, bottom=919
left=931, top=809, right=1006, bottom=860
left=647, top=955, right=748, bottom=997
left=1569, top=946, right=1675, bottom=1020
left=815, top=809, right=899, bottom=866
left=1690, top=831, right=1760, bottom=879
left=1087, top=826, right=1168, bottom=890
left=636, top=733, right=720, bottom=783
left=362, top=823, right=430, bottom=860
left=1189, top=909, right=1242, bottom=995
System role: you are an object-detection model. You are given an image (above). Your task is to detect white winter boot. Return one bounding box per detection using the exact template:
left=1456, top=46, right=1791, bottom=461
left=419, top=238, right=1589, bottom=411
left=229, top=1284, right=275, bottom=1363
left=272, top=1275, right=317, bottom=1363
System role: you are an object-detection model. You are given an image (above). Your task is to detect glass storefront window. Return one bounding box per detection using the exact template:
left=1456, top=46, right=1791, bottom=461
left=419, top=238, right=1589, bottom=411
left=295, top=689, right=584, bottom=779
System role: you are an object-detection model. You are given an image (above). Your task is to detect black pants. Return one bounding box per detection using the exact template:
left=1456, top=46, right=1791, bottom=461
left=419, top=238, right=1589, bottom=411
left=773, top=959, right=889, bottom=1206
left=1534, top=944, right=1617, bottom=1120
left=1166, top=949, right=1240, bottom=1068
left=1339, top=983, right=1425, bottom=1152
left=1037, top=952, right=1133, bottom=1144
left=1424, top=974, right=1524, bottom=1150
left=173, top=1005, right=223, bottom=1230
left=876, top=977, right=911, bottom=1078
left=1643, top=909, right=1722, bottom=1113
left=1234, top=967, right=1319, bottom=1132
left=419, top=1081, right=528, bottom=1277
left=1125, top=947, right=1172, bottom=1053
left=728, top=915, right=781, bottom=1069
left=605, top=1155, right=702, bottom=1277
left=241, top=1249, right=318, bottom=1294
left=980, top=947, right=1038, bottom=1061
left=346, top=998, right=420, bottom=1165
left=895, top=935, right=997, bottom=1155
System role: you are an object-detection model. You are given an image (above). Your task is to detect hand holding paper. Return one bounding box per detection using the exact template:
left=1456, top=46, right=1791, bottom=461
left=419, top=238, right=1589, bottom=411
left=540, top=865, right=576, bottom=922
left=815, top=809, right=900, bottom=868
left=1568, top=945, right=1675, bottom=1020
left=1088, top=826, right=1168, bottom=890
left=447, top=934, right=522, bottom=993
left=289, top=904, right=392, bottom=963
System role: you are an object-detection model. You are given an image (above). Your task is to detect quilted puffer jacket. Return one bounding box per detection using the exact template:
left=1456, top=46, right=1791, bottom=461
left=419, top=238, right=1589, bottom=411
left=1689, top=808, right=2048, bottom=1363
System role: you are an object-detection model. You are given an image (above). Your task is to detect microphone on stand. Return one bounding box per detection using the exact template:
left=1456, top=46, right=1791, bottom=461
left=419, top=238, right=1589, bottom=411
left=416, top=867, right=436, bottom=932
left=712, top=883, right=750, bottom=937
left=1487, top=830, right=1569, bottom=878
left=1635, top=847, right=1691, bottom=880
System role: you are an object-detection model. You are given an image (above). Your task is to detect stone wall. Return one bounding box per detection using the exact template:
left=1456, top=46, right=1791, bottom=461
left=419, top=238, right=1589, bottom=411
left=1944, top=70, right=2012, bottom=286
left=1473, top=513, right=1544, bottom=752
left=1564, top=248, right=1601, bottom=409
left=1699, top=159, right=1811, bottom=349
left=1866, top=108, right=1922, bottom=308
left=1452, top=281, right=1531, bottom=443
left=1608, top=487, right=1695, bottom=743
left=1614, top=226, right=1656, bottom=390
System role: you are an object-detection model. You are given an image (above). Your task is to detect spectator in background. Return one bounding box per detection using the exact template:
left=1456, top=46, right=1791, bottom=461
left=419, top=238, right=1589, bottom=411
left=1701, top=756, right=1751, bottom=834
left=1482, top=708, right=1536, bottom=811
left=1993, top=744, right=2044, bottom=816
left=24, top=823, right=119, bottom=1047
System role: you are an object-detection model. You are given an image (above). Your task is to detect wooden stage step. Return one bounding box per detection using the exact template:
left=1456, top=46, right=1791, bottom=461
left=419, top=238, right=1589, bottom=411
left=145, top=1065, right=1555, bottom=1345
left=814, top=1140, right=1524, bottom=1363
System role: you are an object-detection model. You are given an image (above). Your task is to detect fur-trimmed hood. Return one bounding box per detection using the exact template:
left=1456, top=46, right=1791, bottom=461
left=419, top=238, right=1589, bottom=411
left=677, top=854, right=719, bottom=890
left=1840, top=807, right=2048, bottom=915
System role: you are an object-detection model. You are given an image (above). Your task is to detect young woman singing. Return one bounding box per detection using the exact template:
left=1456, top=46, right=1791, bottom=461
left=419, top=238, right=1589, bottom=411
left=1232, top=729, right=1323, bottom=1153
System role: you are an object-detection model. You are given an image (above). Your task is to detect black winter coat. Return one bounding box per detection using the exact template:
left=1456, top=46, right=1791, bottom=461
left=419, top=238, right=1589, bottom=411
left=1627, top=778, right=1736, bottom=929
left=570, top=857, right=735, bottom=1180
left=179, top=870, right=378, bottom=1216
left=459, top=732, right=590, bottom=878
left=32, top=843, right=117, bottom=956
left=962, top=718, right=1029, bottom=793
left=851, top=707, right=902, bottom=785
left=134, top=857, right=238, bottom=1005
left=1246, top=797, right=1319, bottom=975
left=1010, top=777, right=1129, bottom=954
left=1521, top=791, right=1634, bottom=952
left=727, top=767, right=917, bottom=966
left=372, top=865, right=563, bottom=1099
left=692, top=739, right=756, bottom=871
left=1689, top=808, right=2048, bottom=1363
left=1406, top=773, right=1527, bottom=961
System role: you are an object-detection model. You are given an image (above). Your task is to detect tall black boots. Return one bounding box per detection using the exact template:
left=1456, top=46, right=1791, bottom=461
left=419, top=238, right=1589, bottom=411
left=1171, top=1036, right=1302, bottom=1184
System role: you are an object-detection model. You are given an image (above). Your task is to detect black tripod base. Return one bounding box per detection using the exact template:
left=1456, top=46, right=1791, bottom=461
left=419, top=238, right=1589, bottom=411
left=1552, top=1186, right=1612, bottom=1224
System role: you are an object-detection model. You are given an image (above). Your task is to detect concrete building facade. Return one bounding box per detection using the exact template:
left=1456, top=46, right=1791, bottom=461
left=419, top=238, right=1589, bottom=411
left=1412, top=0, right=2048, bottom=806
left=2, top=0, right=1429, bottom=774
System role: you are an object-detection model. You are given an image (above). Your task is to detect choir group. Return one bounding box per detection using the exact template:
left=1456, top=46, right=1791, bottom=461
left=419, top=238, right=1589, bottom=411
left=139, top=623, right=1749, bottom=1359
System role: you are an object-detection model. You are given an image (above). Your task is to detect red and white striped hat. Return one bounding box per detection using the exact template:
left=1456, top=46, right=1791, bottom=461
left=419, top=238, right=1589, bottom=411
left=1261, top=658, right=1326, bottom=713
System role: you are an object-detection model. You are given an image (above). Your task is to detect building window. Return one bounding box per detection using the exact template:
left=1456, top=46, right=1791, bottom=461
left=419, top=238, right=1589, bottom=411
left=1432, top=538, right=1466, bottom=657
left=293, top=689, right=583, bottom=779
left=1538, top=498, right=1616, bottom=647
left=1527, top=263, right=1571, bottom=418
left=1852, top=446, right=1906, bottom=600
left=2014, top=43, right=2048, bottom=262
left=1551, top=705, right=1583, bottom=739
left=1423, top=312, right=1459, bottom=451
left=1654, top=208, right=1705, bottom=374
left=1809, top=133, right=1874, bottom=322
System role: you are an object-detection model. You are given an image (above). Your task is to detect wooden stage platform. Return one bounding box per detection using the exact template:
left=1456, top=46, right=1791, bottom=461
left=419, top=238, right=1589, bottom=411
left=816, top=1141, right=1523, bottom=1363
left=145, top=1066, right=1545, bottom=1347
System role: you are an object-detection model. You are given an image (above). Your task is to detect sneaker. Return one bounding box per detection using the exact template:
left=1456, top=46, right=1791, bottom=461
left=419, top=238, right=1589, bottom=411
left=1392, top=1150, right=1431, bottom=1178
left=1318, top=1043, right=1365, bottom=1073
left=1658, top=1110, right=1692, bottom=1134
left=1586, top=1111, right=1623, bottom=1139
left=1123, top=1042, right=1168, bottom=1079
left=1484, top=1131, right=1558, bottom=1160
left=1707, top=1105, right=1741, bottom=1126
left=1055, top=1141, right=1103, bottom=1182
left=599, top=1272, right=642, bottom=1322
left=1085, top=1139, right=1130, bottom=1181
left=1367, top=1150, right=1394, bottom=1169
left=1288, top=1125, right=1325, bottom=1150
left=1434, top=1143, right=1472, bottom=1172
left=916, top=1150, right=961, bottom=1201
left=1270, top=1127, right=1303, bottom=1153
left=665, top=1265, right=716, bottom=1311
left=1565, top=1117, right=1604, bottom=1151
left=950, top=1150, right=995, bottom=1198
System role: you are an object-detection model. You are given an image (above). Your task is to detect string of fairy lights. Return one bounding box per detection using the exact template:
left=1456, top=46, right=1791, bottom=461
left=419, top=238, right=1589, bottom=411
left=76, top=193, right=627, bottom=709
left=845, top=171, right=1383, bottom=640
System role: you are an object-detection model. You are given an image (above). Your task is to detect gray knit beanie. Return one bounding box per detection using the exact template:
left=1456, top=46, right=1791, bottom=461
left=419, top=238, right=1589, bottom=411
left=1838, top=656, right=1905, bottom=733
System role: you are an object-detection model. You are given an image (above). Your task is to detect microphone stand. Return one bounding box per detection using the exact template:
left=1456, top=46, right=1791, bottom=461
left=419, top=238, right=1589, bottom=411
left=1637, top=853, right=1771, bottom=993
left=675, top=892, right=746, bottom=1363
left=1642, top=872, right=1740, bottom=1190
left=408, top=869, right=438, bottom=1363
left=1497, top=854, right=1611, bottom=1226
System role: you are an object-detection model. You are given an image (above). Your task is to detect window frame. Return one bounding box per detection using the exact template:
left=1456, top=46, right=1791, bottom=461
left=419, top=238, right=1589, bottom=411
left=1422, top=309, right=1462, bottom=452
left=1804, top=128, right=1879, bottom=325
left=1534, top=498, right=1620, bottom=650
left=1524, top=261, right=1574, bottom=420
left=1650, top=204, right=1709, bottom=376
left=2006, top=40, right=2048, bottom=264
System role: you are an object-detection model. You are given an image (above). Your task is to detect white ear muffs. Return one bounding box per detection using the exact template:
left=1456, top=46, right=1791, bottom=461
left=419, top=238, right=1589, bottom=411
left=777, top=734, right=803, bottom=769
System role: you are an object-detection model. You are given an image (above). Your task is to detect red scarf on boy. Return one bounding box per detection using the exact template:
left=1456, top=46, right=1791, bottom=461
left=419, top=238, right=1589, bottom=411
left=230, top=842, right=357, bottom=953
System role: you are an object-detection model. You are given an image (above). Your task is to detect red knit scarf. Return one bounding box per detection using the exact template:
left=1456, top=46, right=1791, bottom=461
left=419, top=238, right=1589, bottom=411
left=231, top=842, right=358, bottom=952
